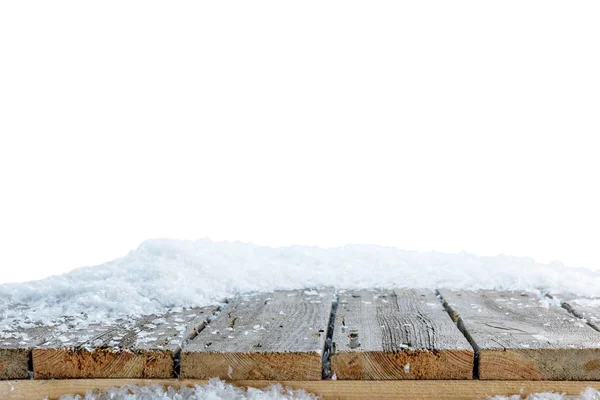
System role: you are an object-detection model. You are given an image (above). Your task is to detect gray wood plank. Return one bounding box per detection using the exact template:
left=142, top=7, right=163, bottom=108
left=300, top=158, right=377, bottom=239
left=438, top=289, right=600, bottom=380
left=180, top=288, right=335, bottom=380
left=557, top=295, right=600, bottom=332
left=330, top=289, right=473, bottom=380
left=0, top=304, right=68, bottom=379
left=1, top=324, right=52, bottom=379
left=32, top=307, right=216, bottom=379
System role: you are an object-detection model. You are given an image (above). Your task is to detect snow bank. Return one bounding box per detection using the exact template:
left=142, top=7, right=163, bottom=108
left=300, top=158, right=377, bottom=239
left=2, top=238, right=600, bottom=332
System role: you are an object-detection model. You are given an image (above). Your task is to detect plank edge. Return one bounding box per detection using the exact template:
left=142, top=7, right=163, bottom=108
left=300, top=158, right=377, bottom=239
left=4, top=379, right=600, bottom=400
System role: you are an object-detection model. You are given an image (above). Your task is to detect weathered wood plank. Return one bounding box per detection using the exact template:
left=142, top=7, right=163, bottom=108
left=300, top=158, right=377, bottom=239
left=438, top=289, right=600, bottom=380
left=0, top=324, right=54, bottom=379
left=330, top=289, right=473, bottom=380
left=32, top=307, right=216, bottom=379
left=181, top=288, right=334, bottom=380
left=558, top=295, right=600, bottom=332
left=4, top=379, right=600, bottom=400
left=0, top=303, right=67, bottom=379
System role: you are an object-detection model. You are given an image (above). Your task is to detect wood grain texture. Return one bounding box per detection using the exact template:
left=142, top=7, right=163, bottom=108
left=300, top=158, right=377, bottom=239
left=32, top=307, right=216, bottom=379
left=4, top=379, right=600, bottom=400
left=558, top=295, right=600, bottom=332
left=439, top=289, right=600, bottom=380
left=330, top=289, right=473, bottom=380
left=0, top=324, right=54, bottom=379
left=181, top=289, right=334, bottom=380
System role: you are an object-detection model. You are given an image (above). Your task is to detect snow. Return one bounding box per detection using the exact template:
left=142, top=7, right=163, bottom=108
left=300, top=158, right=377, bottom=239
left=2, top=238, right=599, bottom=334
left=3, top=238, right=600, bottom=400
left=573, top=299, right=600, bottom=308
left=46, top=381, right=600, bottom=400
left=488, top=387, right=600, bottom=400
left=53, top=379, right=318, bottom=400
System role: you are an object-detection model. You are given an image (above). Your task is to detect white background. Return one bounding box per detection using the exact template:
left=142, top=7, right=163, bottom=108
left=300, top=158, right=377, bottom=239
left=1, top=1, right=599, bottom=284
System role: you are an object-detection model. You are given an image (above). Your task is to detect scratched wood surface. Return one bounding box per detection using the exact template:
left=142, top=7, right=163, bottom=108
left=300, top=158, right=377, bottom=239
left=0, top=322, right=55, bottom=379
left=5, top=288, right=600, bottom=382
left=558, top=295, right=600, bottom=332
left=438, top=289, right=600, bottom=380
left=330, top=289, right=473, bottom=380
left=181, top=289, right=334, bottom=380
left=0, top=302, right=82, bottom=379
left=32, top=307, right=216, bottom=379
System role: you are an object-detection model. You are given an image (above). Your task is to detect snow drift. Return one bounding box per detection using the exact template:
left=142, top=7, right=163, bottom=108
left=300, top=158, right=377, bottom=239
left=2, top=238, right=599, bottom=332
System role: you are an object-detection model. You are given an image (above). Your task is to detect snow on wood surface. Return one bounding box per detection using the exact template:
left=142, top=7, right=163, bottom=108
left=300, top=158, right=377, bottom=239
left=32, top=306, right=217, bottom=379
left=3, top=238, right=600, bottom=396
left=559, top=296, right=600, bottom=333
left=330, top=289, right=473, bottom=380
left=2, top=238, right=600, bottom=334
left=5, top=288, right=600, bottom=383
left=439, top=290, right=600, bottom=380
left=181, top=289, right=334, bottom=380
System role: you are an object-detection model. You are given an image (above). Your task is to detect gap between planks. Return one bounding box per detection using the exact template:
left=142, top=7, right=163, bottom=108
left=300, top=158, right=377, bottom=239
left=329, top=289, right=474, bottom=380
left=3, top=289, right=472, bottom=381
left=29, top=306, right=222, bottom=380
left=10, top=289, right=600, bottom=382
left=437, top=289, right=600, bottom=380
left=436, top=289, right=481, bottom=379
left=180, top=289, right=335, bottom=380
left=3, top=379, right=600, bottom=400
left=547, top=293, right=600, bottom=334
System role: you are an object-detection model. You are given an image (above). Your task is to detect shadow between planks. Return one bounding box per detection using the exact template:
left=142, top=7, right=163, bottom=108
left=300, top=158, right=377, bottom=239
left=3, top=379, right=600, bottom=400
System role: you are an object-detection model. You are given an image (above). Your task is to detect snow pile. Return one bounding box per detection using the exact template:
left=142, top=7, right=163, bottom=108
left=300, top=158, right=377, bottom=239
left=54, top=379, right=318, bottom=400
left=2, top=238, right=600, bottom=332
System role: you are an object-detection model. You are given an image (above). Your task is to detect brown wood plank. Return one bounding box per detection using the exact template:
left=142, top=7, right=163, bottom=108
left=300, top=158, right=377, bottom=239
left=0, top=323, right=54, bottom=379
left=438, top=289, right=600, bottom=380
left=4, top=379, right=600, bottom=400
left=32, top=306, right=216, bottom=379
left=180, top=288, right=334, bottom=380
left=0, top=302, right=71, bottom=379
left=330, top=289, right=473, bottom=380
